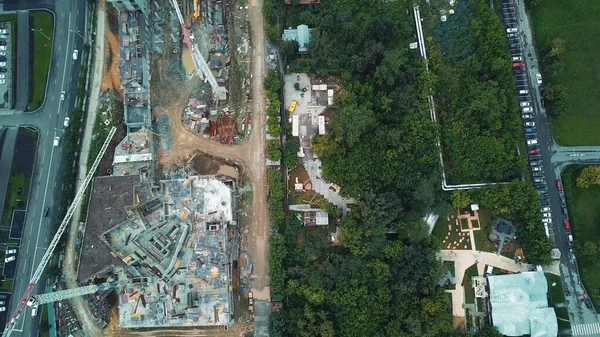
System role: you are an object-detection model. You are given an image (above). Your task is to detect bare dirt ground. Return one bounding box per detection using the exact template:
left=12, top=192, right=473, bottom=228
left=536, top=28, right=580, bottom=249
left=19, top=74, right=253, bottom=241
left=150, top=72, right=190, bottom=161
left=102, top=8, right=121, bottom=91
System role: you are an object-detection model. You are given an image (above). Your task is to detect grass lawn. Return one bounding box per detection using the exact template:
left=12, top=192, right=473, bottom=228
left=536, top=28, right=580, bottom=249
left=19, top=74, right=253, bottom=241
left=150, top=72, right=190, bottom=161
left=530, top=0, right=600, bottom=145
left=1, top=174, right=28, bottom=224
left=462, top=263, right=479, bottom=304
left=472, top=208, right=496, bottom=253
left=432, top=216, right=472, bottom=250
left=561, top=165, right=600, bottom=308
left=0, top=279, right=13, bottom=292
left=555, top=307, right=571, bottom=330
left=545, top=273, right=566, bottom=304
left=27, top=11, right=54, bottom=111
left=39, top=305, right=49, bottom=337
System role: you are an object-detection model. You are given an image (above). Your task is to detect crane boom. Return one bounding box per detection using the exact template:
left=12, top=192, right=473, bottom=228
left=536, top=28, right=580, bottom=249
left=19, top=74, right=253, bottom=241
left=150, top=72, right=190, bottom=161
left=29, top=282, right=117, bottom=306
left=169, top=0, right=226, bottom=100
left=2, top=127, right=117, bottom=337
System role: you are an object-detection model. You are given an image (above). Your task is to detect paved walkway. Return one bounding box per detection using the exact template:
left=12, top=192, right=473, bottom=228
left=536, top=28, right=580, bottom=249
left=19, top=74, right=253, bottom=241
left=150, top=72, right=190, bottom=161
left=438, top=250, right=531, bottom=319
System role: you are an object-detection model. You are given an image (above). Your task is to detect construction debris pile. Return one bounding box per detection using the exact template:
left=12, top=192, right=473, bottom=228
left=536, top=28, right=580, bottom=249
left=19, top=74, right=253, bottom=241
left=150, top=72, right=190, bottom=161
left=183, top=101, right=240, bottom=144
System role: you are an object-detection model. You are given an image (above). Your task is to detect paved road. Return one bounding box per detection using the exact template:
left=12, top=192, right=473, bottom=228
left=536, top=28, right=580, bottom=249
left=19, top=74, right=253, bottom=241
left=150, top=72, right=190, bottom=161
left=0, top=0, right=88, bottom=336
left=511, top=0, right=600, bottom=333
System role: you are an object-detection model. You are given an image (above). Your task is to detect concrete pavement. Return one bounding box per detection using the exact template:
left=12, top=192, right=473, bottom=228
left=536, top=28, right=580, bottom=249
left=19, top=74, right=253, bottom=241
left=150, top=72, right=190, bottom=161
left=438, top=250, right=531, bottom=319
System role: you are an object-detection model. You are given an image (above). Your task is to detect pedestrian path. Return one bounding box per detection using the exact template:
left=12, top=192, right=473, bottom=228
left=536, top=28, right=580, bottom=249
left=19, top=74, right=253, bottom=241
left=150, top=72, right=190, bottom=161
left=572, top=323, right=600, bottom=336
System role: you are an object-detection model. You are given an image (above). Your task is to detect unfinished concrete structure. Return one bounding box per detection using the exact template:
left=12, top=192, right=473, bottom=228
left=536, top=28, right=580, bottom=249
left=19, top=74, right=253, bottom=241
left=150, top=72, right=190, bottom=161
left=107, top=0, right=149, bottom=14
left=79, top=175, right=237, bottom=328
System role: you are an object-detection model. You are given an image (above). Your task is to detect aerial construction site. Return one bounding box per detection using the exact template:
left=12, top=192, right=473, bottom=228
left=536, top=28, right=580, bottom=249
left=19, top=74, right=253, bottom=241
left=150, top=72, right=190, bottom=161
left=31, top=0, right=270, bottom=335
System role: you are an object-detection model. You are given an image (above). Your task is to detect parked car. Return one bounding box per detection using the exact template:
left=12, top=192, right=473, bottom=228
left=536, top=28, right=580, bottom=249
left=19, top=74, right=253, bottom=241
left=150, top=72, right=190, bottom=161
left=6, top=249, right=16, bottom=254
left=512, top=56, right=522, bottom=61
left=519, top=90, right=529, bottom=95
left=0, top=68, right=7, bottom=73
left=520, top=101, right=531, bottom=107
left=542, top=199, right=550, bottom=206
left=532, top=166, right=542, bottom=172
left=522, top=107, right=533, bottom=113
left=64, top=117, right=70, bottom=128
left=530, top=161, right=540, bottom=167
left=0, top=307, right=5, bottom=312
left=584, top=297, right=593, bottom=309
left=524, top=122, right=535, bottom=127
left=53, top=136, right=60, bottom=147
left=73, top=49, right=78, bottom=60
left=527, top=139, right=538, bottom=145
left=564, top=219, right=571, bottom=230
left=536, top=73, right=542, bottom=85
left=529, top=148, right=539, bottom=155
left=525, top=128, right=536, bottom=133
left=542, top=218, right=552, bottom=223
left=568, top=234, right=574, bottom=247
left=507, top=33, right=517, bottom=38
left=506, top=27, right=518, bottom=33
left=0, top=56, right=6, bottom=62
left=533, top=178, right=545, bottom=184
left=556, top=179, right=563, bottom=191
left=542, top=213, right=552, bottom=218
left=533, top=172, right=544, bottom=178
left=60, top=91, right=65, bottom=100
left=0, top=41, right=7, bottom=46
left=512, top=62, right=524, bottom=68
left=522, top=114, right=533, bottom=119
left=31, top=304, right=38, bottom=317
left=4, top=256, right=15, bottom=263
left=541, top=207, right=551, bottom=212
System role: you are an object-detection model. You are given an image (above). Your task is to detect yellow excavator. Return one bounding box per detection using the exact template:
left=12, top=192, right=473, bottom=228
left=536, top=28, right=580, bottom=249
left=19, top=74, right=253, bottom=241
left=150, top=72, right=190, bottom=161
left=194, top=0, right=200, bottom=19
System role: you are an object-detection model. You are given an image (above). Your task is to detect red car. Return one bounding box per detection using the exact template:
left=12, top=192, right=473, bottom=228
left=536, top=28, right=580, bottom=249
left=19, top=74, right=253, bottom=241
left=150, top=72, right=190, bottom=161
left=529, top=148, right=539, bottom=155
left=556, top=179, right=563, bottom=191
left=564, top=219, right=570, bottom=230
left=512, top=62, right=524, bottom=68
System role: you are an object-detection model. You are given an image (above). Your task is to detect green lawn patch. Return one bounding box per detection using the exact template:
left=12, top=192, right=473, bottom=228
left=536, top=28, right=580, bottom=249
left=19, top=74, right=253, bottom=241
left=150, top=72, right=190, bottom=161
left=27, top=11, right=54, bottom=111
left=462, top=263, right=479, bottom=304
left=561, top=165, right=600, bottom=308
left=0, top=279, right=13, bottom=291
left=545, top=273, right=565, bottom=304
left=554, top=307, right=571, bottom=330
left=433, top=215, right=472, bottom=250
left=443, top=261, right=456, bottom=278
left=530, top=0, right=600, bottom=145
left=473, top=208, right=496, bottom=253
left=1, top=174, right=27, bottom=224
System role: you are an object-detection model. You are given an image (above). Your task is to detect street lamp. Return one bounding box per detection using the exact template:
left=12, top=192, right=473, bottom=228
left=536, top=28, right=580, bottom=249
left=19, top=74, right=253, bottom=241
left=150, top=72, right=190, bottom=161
left=70, top=30, right=86, bottom=41
left=31, top=28, right=51, bottom=41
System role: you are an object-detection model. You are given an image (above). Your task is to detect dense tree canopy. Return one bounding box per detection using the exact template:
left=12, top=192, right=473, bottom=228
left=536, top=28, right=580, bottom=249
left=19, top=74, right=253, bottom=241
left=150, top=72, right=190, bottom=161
left=429, top=0, right=524, bottom=184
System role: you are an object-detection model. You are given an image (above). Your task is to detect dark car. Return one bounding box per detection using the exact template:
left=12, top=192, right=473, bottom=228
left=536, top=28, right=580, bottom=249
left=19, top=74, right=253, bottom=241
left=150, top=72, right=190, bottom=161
left=44, top=207, right=50, bottom=217
left=0, top=41, right=6, bottom=46
left=0, top=68, right=6, bottom=73
left=533, top=172, right=544, bottom=178
left=541, top=199, right=550, bottom=207
left=0, top=56, right=6, bottom=62
left=584, top=298, right=593, bottom=309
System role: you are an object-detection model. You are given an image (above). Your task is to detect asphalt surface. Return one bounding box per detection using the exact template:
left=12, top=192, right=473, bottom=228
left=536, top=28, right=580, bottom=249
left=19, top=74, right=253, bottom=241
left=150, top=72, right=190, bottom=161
left=505, top=0, right=600, bottom=335
left=0, top=0, right=88, bottom=336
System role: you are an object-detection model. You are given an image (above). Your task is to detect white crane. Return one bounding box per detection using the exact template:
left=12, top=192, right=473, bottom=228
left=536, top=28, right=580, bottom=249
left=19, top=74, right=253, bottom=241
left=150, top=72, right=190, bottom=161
left=2, top=127, right=117, bottom=337
left=169, top=0, right=227, bottom=100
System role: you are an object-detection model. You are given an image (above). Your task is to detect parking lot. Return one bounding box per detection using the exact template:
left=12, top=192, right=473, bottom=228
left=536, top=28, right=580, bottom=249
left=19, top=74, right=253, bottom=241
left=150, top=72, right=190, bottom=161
left=0, top=21, right=11, bottom=109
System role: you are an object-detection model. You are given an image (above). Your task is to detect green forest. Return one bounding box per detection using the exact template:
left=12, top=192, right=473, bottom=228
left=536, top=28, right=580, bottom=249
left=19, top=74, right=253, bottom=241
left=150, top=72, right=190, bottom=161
left=265, top=0, right=547, bottom=336
left=428, top=0, right=524, bottom=184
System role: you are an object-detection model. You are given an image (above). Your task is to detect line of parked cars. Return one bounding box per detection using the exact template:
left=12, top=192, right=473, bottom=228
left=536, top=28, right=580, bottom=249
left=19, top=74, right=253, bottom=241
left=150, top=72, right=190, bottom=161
left=0, top=23, right=9, bottom=84
left=501, top=0, right=556, bottom=239
left=4, top=248, right=16, bottom=263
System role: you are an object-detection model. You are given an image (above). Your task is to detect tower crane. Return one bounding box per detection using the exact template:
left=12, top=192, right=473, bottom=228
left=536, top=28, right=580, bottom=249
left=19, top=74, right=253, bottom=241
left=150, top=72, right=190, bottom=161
left=169, top=0, right=227, bottom=101
left=2, top=127, right=117, bottom=337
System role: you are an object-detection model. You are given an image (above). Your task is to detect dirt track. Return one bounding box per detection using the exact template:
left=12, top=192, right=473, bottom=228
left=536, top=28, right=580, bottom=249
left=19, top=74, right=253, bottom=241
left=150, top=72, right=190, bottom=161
left=158, top=0, right=270, bottom=302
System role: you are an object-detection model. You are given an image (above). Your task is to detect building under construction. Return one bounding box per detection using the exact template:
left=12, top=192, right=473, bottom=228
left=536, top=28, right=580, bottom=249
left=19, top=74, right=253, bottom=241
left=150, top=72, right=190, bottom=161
left=78, top=175, right=238, bottom=328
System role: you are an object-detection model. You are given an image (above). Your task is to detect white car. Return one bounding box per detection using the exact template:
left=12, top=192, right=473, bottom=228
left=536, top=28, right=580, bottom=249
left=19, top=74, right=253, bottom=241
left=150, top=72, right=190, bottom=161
left=532, top=167, right=542, bottom=172
left=6, top=249, right=16, bottom=254
left=31, top=304, right=38, bottom=317
left=60, top=91, right=65, bottom=100
left=73, top=49, right=78, bottom=60
left=524, top=122, right=535, bottom=127
left=542, top=213, right=552, bottom=218
left=522, top=114, right=533, bottom=119
left=53, top=136, right=60, bottom=147
left=0, top=74, right=5, bottom=79
left=0, top=62, right=5, bottom=67
left=519, top=90, right=529, bottom=95
left=0, top=80, right=4, bottom=84
left=542, top=218, right=552, bottom=223
left=0, top=52, right=5, bottom=56
left=506, top=28, right=518, bottom=33
left=4, top=256, right=15, bottom=263
left=520, top=101, right=530, bottom=107
left=64, top=117, right=70, bottom=128
left=536, top=73, right=542, bottom=85
left=527, top=139, right=538, bottom=145
left=541, top=207, right=551, bottom=212
left=522, top=107, right=533, bottom=113
left=0, top=46, right=6, bottom=51
left=512, top=56, right=522, bottom=62
left=0, top=307, right=5, bottom=312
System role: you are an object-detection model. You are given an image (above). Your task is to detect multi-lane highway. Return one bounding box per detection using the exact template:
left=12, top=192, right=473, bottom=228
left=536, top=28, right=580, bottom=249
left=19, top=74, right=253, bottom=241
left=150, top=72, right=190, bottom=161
left=0, top=0, right=88, bottom=336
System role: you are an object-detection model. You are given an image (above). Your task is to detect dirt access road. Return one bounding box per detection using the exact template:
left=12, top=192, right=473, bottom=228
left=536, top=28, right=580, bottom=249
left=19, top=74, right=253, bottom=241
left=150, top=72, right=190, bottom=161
left=159, top=0, right=270, bottom=302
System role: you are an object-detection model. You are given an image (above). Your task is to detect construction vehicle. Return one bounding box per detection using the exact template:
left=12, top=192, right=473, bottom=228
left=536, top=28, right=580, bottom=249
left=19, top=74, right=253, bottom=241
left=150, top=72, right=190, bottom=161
left=193, top=0, right=200, bottom=19
left=170, top=0, right=226, bottom=100
left=289, top=100, right=298, bottom=114
left=1, top=127, right=117, bottom=337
